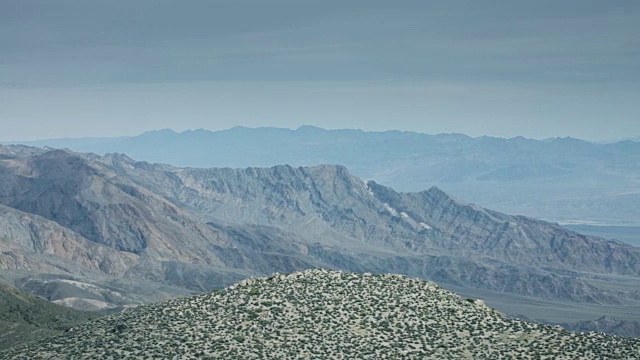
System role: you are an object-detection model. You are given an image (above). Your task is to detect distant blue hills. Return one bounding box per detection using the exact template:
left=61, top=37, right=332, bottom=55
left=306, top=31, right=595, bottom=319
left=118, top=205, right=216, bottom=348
left=8, top=126, right=640, bottom=227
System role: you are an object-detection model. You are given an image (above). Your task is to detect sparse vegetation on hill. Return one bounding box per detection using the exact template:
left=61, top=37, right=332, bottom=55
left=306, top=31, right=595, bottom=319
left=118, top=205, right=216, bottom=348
left=3, top=270, right=638, bottom=359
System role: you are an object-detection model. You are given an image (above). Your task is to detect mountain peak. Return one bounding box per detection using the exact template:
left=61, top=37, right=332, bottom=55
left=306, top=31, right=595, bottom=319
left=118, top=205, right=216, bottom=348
left=155, top=128, right=177, bottom=134
left=37, top=148, right=76, bottom=159
left=101, top=152, right=136, bottom=165
left=0, top=144, right=44, bottom=158
left=139, top=128, right=178, bottom=136
left=295, top=125, right=326, bottom=133
left=424, top=186, right=457, bottom=202
left=426, top=185, right=446, bottom=195
left=549, top=136, right=590, bottom=145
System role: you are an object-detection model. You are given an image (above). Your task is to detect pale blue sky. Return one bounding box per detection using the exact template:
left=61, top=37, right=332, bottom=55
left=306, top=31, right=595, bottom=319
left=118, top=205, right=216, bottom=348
left=1, top=0, right=639, bottom=141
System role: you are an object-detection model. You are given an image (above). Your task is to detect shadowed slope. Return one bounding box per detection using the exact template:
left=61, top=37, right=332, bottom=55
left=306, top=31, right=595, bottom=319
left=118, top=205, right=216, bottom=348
left=0, top=283, right=97, bottom=350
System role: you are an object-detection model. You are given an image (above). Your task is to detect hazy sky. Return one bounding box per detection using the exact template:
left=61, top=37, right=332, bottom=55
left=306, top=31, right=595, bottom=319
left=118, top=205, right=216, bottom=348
left=1, top=0, right=639, bottom=141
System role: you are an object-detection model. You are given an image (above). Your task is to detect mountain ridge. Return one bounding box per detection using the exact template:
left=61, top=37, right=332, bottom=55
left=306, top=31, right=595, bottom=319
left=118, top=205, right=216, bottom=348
left=9, top=126, right=639, bottom=226
left=0, top=145, right=639, bottom=336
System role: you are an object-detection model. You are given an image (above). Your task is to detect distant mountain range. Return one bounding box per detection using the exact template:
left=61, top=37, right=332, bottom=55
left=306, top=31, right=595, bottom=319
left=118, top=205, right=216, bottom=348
left=0, top=144, right=639, bottom=336
left=4, top=270, right=638, bottom=359
left=11, top=126, right=640, bottom=227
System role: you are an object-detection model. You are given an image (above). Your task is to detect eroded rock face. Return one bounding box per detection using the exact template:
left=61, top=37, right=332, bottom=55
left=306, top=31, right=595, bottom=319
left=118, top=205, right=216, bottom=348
left=0, top=204, right=138, bottom=276
left=0, top=149, right=324, bottom=302
left=110, top=156, right=640, bottom=276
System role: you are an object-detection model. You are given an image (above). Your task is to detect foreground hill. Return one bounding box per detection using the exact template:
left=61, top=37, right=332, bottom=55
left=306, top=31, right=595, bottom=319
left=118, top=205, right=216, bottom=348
left=1, top=145, right=640, bottom=335
left=0, top=284, right=97, bottom=350
left=2, top=270, right=638, bottom=359
left=13, top=126, right=640, bottom=225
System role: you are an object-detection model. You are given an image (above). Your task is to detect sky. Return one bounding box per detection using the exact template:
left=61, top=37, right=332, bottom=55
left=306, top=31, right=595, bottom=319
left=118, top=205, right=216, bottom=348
left=1, top=0, right=639, bottom=141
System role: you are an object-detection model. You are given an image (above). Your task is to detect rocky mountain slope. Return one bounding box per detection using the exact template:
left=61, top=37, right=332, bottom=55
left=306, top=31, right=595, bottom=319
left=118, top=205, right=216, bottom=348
left=1, top=145, right=639, bottom=336
left=2, top=270, right=638, bottom=359
left=106, top=154, right=640, bottom=302
left=14, top=126, right=640, bottom=226
left=107, top=153, right=640, bottom=275
left=560, top=316, right=640, bottom=338
left=0, top=283, right=97, bottom=350
left=0, top=147, right=328, bottom=289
